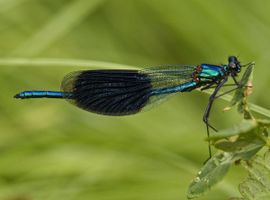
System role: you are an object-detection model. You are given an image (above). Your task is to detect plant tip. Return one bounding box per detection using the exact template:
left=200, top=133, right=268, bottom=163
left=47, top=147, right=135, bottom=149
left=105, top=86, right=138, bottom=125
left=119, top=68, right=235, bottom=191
left=223, top=107, right=232, bottom=112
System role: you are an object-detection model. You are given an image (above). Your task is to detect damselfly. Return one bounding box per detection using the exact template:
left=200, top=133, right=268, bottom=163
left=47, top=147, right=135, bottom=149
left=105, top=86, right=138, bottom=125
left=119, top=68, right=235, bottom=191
left=15, top=56, right=252, bottom=156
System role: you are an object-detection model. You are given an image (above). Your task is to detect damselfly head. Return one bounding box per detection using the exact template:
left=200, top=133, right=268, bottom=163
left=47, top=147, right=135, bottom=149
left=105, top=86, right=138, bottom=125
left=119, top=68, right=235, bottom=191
left=228, top=56, right=241, bottom=73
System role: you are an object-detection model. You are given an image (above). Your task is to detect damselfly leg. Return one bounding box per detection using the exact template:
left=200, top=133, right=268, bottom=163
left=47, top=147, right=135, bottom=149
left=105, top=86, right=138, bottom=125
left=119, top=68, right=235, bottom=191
left=203, top=77, right=228, bottom=159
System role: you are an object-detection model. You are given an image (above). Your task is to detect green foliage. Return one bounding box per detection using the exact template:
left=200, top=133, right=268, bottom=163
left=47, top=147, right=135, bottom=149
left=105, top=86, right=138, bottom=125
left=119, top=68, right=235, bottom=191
left=188, top=65, right=270, bottom=199
left=188, top=152, right=232, bottom=199
left=227, top=63, right=255, bottom=115
left=188, top=119, right=268, bottom=199
left=238, top=151, right=270, bottom=200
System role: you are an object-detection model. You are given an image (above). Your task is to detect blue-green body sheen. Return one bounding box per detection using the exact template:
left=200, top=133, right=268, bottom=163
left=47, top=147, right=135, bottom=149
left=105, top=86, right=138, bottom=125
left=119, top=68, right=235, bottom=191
left=199, top=64, right=224, bottom=81
left=151, top=81, right=197, bottom=95
left=16, top=91, right=64, bottom=98
left=151, top=64, right=225, bottom=95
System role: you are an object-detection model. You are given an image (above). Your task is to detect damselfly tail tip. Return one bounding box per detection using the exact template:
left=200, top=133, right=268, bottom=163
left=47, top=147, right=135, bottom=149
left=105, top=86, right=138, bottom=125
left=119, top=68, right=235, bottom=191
left=14, top=93, right=22, bottom=99
left=14, top=91, right=28, bottom=99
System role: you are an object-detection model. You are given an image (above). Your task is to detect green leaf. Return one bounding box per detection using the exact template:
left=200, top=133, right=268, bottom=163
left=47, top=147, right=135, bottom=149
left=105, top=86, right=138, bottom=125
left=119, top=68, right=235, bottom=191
left=208, top=120, right=257, bottom=141
left=224, top=63, right=255, bottom=119
left=257, top=119, right=270, bottom=127
left=240, top=178, right=270, bottom=200
left=238, top=150, right=270, bottom=200
left=187, top=152, right=232, bottom=199
left=187, top=142, right=265, bottom=199
left=231, top=142, right=264, bottom=161
left=209, top=119, right=265, bottom=159
left=214, top=136, right=264, bottom=153
left=239, top=63, right=255, bottom=88
left=189, top=119, right=267, bottom=199
left=264, top=149, right=270, bottom=165
left=229, top=63, right=254, bottom=108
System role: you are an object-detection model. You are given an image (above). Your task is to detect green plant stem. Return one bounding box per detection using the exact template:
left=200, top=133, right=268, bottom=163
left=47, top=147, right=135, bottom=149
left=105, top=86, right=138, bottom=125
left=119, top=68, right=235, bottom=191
left=0, top=58, right=137, bottom=69
left=1, top=57, right=269, bottom=118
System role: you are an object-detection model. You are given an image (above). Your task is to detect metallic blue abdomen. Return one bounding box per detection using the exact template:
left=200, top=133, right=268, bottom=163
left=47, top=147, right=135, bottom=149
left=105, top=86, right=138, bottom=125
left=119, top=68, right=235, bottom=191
left=199, top=64, right=224, bottom=80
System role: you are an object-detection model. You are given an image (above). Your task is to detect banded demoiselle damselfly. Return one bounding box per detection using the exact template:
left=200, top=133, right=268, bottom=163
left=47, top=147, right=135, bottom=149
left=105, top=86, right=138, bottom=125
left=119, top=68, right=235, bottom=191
left=14, top=56, right=253, bottom=157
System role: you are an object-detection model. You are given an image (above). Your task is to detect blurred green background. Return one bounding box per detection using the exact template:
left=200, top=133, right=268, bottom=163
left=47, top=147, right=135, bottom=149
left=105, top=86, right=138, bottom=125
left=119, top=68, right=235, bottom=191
left=0, top=0, right=269, bottom=199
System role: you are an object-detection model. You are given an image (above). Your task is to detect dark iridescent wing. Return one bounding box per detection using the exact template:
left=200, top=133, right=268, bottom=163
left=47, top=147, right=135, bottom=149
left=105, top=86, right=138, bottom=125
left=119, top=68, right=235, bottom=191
left=61, top=65, right=196, bottom=116
left=62, top=70, right=152, bottom=115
